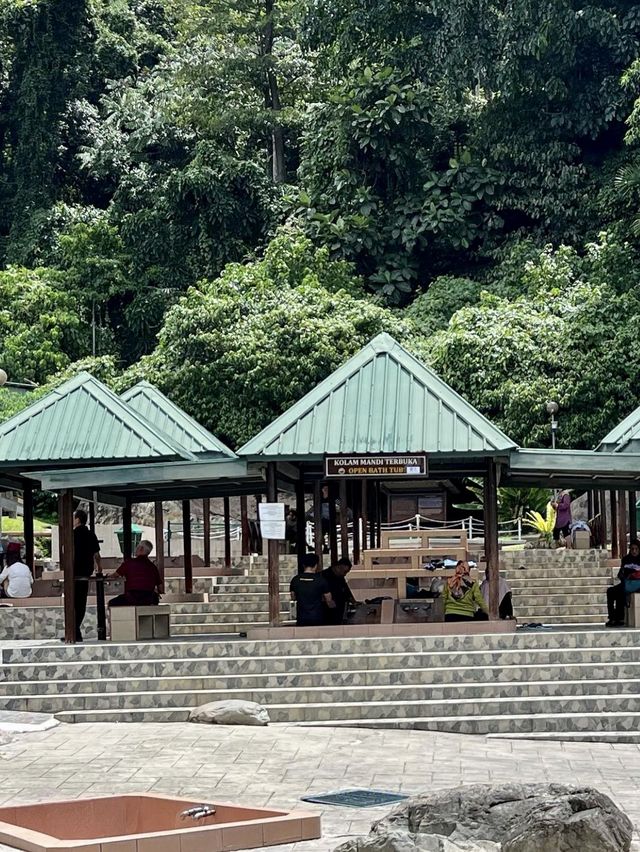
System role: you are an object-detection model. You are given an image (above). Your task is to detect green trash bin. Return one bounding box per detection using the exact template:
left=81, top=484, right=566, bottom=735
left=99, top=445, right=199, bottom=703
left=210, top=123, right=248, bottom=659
left=116, top=523, right=143, bottom=556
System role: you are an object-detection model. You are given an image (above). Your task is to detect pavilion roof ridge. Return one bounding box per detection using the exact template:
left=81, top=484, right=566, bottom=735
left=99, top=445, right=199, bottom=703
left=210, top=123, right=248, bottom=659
left=121, top=381, right=236, bottom=458
left=596, top=403, right=640, bottom=452
left=238, top=333, right=517, bottom=459
left=0, top=371, right=194, bottom=468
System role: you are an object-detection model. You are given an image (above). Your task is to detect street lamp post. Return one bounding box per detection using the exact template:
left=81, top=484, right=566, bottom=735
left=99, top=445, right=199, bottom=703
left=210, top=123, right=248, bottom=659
left=546, top=400, right=559, bottom=450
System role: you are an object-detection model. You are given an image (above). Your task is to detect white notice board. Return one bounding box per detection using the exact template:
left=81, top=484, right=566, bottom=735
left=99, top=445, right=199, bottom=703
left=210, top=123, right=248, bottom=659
left=258, top=502, right=286, bottom=540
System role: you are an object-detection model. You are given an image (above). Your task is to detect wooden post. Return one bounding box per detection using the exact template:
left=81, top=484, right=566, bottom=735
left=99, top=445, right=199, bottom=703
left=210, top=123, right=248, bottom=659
left=122, top=503, right=132, bottom=558
left=361, top=480, right=368, bottom=553
left=23, top=482, right=34, bottom=570
left=375, top=481, right=382, bottom=547
left=339, top=479, right=349, bottom=559
left=223, top=496, right=231, bottom=569
left=255, top=495, right=263, bottom=555
left=483, top=460, right=500, bottom=620
left=154, top=501, right=164, bottom=587
left=313, top=480, right=323, bottom=566
left=266, top=462, right=280, bottom=625
left=295, top=477, right=306, bottom=569
left=240, top=496, right=250, bottom=555
left=59, top=490, right=76, bottom=644
left=369, top=481, right=376, bottom=549
left=88, top=501, right=96, bottom=533
left=610, top=490, right=619, bottom=560
left=328, top=481, right=338, bottom=565
left=629, top=491, right=637, bottom=542
left=352, top=482, right=361, bottom=566
left=617, top=491, right=628, bottom=558
left=587, top=491, right=594, bottom=522
left=203, top=498, right=211, bottom=567
left=182, top=499, right=193, bottom=594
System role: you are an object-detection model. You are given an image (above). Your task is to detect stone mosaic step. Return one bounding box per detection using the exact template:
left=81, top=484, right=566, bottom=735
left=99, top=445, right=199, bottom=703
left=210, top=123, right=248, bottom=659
left=5, top=643, right=640, bottom=683
left=500, top=568, right=612, bottom=580
left=300, top=710, right=640, bottom=735
left=511, top=593, right=608, bottom=605
left=7, top=675, right=640, bottom=715
left=170, top=611, right=276, bottom=625
left=5, top=626, right=640, bottom=666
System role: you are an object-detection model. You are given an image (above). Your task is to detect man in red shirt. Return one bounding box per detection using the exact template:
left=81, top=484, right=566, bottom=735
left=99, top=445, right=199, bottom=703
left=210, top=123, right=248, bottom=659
left=108, top=540, right=163, bottom=607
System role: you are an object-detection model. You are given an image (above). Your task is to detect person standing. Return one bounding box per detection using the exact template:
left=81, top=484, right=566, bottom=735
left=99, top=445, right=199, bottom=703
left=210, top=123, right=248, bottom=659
left=290, top=552, right=335, bottom=627
left=551, top=489, right=572, bottom=546
left=322, top=557, right=357, bottom=624
left=0, top=542, right=33, bottom=598
left=73, top=509, right=101, bottom=642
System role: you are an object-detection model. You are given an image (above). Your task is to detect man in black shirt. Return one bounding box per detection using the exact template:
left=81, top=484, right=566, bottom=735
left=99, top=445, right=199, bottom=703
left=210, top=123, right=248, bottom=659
left=290, top=553, right=335, bottom=627
left=73, top=509, right=101, bottom=641
left=322, top=557, right=358, bottom=625
left=607, top=539, right=640, bottom=626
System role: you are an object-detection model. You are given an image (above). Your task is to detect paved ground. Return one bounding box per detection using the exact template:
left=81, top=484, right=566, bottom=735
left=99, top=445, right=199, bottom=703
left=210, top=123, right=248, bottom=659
left=0, top=723, right=639, bottom=851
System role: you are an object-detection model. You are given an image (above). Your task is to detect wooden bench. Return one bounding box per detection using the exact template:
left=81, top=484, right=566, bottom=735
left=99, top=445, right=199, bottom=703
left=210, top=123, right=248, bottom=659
left=380, top=529, right=468, bottom=550
left=109, top=605, right=171, bottom=641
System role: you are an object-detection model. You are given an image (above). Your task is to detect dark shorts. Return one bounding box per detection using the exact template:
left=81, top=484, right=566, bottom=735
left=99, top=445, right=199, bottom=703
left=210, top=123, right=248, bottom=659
left=553, top=523, right=571, bottom=541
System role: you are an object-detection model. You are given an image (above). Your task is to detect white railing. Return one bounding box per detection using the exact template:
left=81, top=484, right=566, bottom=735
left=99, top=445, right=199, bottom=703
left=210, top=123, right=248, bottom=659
left=305, top=513, right=529, bottom=545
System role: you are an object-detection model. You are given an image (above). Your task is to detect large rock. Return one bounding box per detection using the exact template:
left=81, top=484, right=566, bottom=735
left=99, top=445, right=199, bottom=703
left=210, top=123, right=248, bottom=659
left=334, top=784, right=632, bottom=852
left=335, top=828, right=498, bottom=851
left=188, top=699, right=270, bottom=726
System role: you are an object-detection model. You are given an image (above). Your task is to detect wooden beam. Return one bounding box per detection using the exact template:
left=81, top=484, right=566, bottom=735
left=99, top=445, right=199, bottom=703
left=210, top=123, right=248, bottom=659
left=122, top=503, right=132, bottom=559
left=313, top=480, right=323, bottom=568
left=295, top=477, right=306, bottom=569
left=23, top=482, right=34, bottom=570
left=328, top=481, right=338, bottom=565
left=339, top=479, right=349, bottom=560
left=361, top=480, right=369, bottom=551
left=59, top=490, right=76, bottom=644
left=202, top=498, right=211, bottom=567
left=610, top=490, right=619, bottom=560
left=618, top=490, right=628, bottom=558
left=154, top=501, right=164, bottom=587
left=630, top=490, right=637, bottom=542
left=182, top=499, right=193, bottom=594
left=240, top=495, right=250, bottom=556
left=266, top=462, right=280, bottom=625
left=223, top=496, right=231, bottom=569
left=483, top=460, right=500, bottom=620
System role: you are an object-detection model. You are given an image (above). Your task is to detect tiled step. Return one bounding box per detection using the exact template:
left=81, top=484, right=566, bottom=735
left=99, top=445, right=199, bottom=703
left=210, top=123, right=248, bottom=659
left=501, top=568, right=612, bottom=580
left=515, top=615, right=607, bottom=625
left=302, top=711, right=640, bottom=736
left=170, top=611, right=285, bottom=625
left=10, top=676, right=640, bottom=715
left=511, top=593, right=607, bottom=607
left=6, top=643, right=640, bottom=683
left=51, top=697, right=640, bottom=728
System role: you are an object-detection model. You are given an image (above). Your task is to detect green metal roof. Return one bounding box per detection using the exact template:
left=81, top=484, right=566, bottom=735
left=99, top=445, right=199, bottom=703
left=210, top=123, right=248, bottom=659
left=239, top=333, right=516, bottom=459
left=121, top=381, right=235, bottom=458
left=0, top=372, right=193, bottom=468
left=597, top=405, right=640, bottom=453
left=506, top=447, right=640, bottom=489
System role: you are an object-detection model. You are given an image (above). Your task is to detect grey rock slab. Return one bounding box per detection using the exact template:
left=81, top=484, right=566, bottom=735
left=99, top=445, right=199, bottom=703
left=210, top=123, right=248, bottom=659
left=188, top=699, right=270, bottom=726
left=371, top=783, right=633, bottom=852
left=0, top=711, right=59, bottom=733
left=334, top=829, right=499, bottom=851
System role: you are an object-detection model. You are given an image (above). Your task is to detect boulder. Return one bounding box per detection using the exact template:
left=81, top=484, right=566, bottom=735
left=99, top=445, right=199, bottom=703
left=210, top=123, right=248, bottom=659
left=188, top=699, right=270, bottom=726
left=334, top=784, right=632, bottom=852
left=334, top=828, right=499, bottom=851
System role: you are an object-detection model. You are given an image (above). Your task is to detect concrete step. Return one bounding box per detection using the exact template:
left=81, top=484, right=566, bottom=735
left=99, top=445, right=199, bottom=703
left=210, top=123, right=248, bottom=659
left=10, top=676, right=640, bottom=715
left=511, top=593, right=607, bottom=606
left=6, top=644, right=640, bottom=683
left=501, top=568, right=612, bottom=580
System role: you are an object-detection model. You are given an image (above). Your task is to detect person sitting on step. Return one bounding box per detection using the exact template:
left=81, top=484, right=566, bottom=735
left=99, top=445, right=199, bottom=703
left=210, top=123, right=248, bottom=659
left=606, top=539, right=640, bottom=627
left=107, top=540, right=163, bottom=607
left=442, top=561, right=488, bottom=622
left=480, top=567, right=513, bottom=619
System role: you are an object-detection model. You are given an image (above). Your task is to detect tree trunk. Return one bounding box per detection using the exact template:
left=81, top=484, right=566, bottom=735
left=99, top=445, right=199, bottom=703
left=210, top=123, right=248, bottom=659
left=262, top=0, right=286, bottom=184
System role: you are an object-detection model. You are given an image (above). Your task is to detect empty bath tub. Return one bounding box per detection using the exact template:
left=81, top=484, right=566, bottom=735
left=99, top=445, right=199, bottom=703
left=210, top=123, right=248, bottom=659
left=0, top=793, right=321, bottom=852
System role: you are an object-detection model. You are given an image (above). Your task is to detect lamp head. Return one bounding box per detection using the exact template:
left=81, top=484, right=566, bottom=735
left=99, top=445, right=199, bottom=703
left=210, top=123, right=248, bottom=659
left=546, top=400, right=559, bottom=416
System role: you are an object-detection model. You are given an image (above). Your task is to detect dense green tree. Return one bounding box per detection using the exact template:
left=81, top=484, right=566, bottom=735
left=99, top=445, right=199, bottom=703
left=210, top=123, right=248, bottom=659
left=122, top=231, right=411, bottom=444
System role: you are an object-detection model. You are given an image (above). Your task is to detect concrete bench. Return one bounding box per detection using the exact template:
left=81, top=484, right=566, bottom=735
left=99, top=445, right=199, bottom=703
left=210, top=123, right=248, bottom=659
left=109, top=605, right=171, bottom=641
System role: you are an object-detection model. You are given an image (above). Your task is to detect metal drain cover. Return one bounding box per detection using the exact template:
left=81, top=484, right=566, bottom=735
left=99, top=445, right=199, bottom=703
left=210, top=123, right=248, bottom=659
left=301, top=789, right=409, bottom=808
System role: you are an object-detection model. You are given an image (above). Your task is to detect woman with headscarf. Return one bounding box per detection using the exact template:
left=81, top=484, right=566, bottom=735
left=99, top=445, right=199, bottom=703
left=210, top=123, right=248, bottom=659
left=442, top=561, right=489, bottom=622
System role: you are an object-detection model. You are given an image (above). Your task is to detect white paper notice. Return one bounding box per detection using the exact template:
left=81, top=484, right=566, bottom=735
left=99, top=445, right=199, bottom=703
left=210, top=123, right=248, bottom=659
left=259, top=503, right=286, bottom=540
